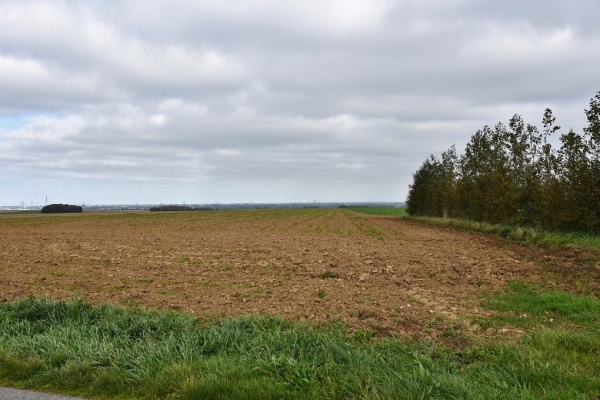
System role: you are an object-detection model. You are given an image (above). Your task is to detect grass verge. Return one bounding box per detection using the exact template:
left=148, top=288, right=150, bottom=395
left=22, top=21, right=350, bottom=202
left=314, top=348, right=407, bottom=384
left=345, top=207, right=408, bottom=218
left=407, top=215, right=600, bottom=251
left=349, top=206, right=600, bottom=251
left=1, top=296, right=598, bottom=399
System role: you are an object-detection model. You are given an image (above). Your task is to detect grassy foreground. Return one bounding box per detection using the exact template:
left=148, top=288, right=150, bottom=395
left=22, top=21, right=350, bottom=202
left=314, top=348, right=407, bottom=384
left=1, top=293, right=599, bottom=399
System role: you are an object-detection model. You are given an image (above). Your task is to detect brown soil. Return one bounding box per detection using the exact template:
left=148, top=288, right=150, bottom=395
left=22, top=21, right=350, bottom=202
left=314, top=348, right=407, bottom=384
left=1, top=209, right=598, bottom=343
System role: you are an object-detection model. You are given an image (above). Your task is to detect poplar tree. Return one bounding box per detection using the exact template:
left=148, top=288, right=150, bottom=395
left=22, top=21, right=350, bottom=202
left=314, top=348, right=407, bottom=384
left=537, top=108, right=561, bottom=230
left=583, top=91, right=600, bottom=232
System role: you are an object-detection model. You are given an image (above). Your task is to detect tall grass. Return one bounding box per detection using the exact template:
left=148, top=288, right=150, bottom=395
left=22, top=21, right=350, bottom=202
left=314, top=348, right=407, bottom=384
left=1, top=297, right=599, bottom=399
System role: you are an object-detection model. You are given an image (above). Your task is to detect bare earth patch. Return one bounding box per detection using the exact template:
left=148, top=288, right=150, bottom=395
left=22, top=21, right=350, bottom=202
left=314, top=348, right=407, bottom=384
left=1, top=209, right=597, bottom=343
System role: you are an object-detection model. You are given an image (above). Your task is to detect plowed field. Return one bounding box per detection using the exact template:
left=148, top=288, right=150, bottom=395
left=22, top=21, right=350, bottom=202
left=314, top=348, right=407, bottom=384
left=1, top=209, right=596, bottom=341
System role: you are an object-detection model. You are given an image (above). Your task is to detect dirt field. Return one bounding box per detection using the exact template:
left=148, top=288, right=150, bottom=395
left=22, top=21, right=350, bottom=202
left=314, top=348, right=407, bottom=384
left=1, top=209, right=597, bottom=342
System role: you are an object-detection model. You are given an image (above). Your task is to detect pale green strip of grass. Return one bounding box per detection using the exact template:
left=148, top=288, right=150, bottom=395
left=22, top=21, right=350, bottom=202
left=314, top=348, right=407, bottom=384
left=347, top=206, right=600, bottom=252
left=1, top=297, right=599, bottom=399
left=0, top=210, right=41, bottom=215
left=345, top=207, right=408, bottom=218
left=406, top=215, right=600, bottom=251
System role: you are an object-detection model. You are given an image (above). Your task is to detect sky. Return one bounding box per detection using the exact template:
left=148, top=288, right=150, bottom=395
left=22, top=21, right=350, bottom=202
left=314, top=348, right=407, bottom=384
left=1, top=0, right=600, bottom=206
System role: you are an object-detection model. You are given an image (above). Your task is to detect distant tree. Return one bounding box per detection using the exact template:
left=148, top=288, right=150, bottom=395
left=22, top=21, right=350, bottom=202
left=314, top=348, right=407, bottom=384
left=41, top=204, right=83, bottom=213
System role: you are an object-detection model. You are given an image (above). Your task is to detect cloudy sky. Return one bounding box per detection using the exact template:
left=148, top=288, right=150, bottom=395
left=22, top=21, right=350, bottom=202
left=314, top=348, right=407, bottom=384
left=1, top=0, right=599, bottom=206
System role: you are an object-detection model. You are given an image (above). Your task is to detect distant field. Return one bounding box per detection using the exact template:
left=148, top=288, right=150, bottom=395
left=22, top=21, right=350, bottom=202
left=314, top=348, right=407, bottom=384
left=0, top=208, right=598, bottom=398
left=345, top=206, right=408, bottom=217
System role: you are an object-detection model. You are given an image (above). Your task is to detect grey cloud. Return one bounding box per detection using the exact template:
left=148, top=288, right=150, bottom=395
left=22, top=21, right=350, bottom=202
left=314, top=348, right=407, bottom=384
left=1, top=0, right=599, bottom=205
left=458, top=0, right=600, bottom=34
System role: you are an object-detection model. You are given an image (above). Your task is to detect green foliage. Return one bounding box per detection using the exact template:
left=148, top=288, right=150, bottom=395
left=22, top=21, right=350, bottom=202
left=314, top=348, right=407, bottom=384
left=406, top=155, right=446, bottom=217
left=1, top=297, right=599, bottom=399
left=407, top=91, right=600, bottom=234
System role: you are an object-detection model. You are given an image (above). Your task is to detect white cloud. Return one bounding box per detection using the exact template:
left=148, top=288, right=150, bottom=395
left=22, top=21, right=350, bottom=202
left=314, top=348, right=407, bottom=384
left=215, top=149, right=241, bottom=156
left=292, top=0, right=391, bottom=34
left=149, top=114, right=167, bottom=127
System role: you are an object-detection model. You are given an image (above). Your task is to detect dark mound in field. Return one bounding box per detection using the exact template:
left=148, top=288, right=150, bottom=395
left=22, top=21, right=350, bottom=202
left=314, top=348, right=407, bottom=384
left=41, top=204, right=83, bottom=213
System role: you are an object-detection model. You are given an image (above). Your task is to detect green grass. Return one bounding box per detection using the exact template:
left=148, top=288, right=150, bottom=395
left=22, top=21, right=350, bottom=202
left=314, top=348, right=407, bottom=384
left=484, top=281, right=600, bottom=332
left=405, top=215, right=600, bottom=251
left=1, top=296, right=599, bottom=399
left=338, top=209, right=397, bottom=239
left=345, top=207, right=408, bottom=218
left=347, top=207, right=600, bottom=250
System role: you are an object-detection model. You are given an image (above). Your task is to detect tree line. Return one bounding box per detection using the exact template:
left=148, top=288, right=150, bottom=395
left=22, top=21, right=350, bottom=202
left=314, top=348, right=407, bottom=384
left=406, top=91, right=600, bottom=234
